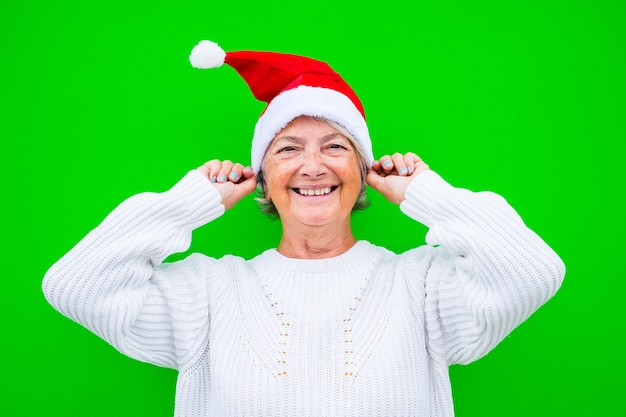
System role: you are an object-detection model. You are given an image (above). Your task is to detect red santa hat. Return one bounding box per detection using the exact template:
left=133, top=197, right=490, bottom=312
left=189, top=40, right=373, bottom=173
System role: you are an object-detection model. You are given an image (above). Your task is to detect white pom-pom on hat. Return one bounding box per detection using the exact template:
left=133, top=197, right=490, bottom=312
left=189, top=40, right=226, bottom=69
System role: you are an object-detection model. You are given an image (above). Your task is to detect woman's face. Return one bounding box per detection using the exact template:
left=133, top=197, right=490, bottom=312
left=262, top=116, right=362, bottom=228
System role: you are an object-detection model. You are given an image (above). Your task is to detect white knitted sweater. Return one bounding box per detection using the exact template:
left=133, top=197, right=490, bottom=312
left=43, top=170, right=565, bottom=417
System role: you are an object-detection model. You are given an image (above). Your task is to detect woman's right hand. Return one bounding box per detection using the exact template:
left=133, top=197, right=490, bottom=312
left=197, top=160, right=257, bottom=210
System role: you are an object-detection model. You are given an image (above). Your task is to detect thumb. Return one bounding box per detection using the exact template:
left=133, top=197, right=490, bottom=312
left=366, top=169, right=385, bottom=193
left=236, top=174, right=258, bottom=198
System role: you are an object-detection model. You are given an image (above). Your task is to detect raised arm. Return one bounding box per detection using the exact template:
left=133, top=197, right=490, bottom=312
left=42, top=162, right=254, bottom=369
left=369, top=153, right=565, bottom=365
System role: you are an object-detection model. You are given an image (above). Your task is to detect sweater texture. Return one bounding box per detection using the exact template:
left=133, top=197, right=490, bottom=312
left=43, top=170, right=565, bottom=417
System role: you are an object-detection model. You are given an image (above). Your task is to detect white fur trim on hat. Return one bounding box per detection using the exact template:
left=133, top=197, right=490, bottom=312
left=251, top=85, right=373, bottom=173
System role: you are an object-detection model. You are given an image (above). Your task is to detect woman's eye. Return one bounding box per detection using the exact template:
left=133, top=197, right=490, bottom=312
left=328, top=143, right=347, bottom=150
left=279, top=146, right=297, bottom=152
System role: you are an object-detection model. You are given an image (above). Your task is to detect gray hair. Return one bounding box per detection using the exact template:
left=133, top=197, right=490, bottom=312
left=255, top=117, right=370, bottom=219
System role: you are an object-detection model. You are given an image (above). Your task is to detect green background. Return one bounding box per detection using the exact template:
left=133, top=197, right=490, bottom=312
left=2, top=0, right=624, bottom=416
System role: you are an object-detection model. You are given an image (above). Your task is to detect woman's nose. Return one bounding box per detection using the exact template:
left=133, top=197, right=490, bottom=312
left=299, top=150, right=328, bottom=177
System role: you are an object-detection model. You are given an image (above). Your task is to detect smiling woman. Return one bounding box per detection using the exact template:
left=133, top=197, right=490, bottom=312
left=259, top=116, right=365, bottom=258
left=42, top=40, right=565, bottom=417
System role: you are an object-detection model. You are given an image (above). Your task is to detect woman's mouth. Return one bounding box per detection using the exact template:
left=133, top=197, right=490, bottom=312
left=293, top=186, right=337, bottom=196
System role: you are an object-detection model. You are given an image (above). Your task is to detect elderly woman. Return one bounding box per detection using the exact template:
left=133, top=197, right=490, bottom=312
left=43, top=41, right=565, bottom=417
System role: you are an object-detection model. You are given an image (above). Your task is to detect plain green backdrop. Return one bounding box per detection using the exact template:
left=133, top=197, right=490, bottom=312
left=1, top=0, right=624, bottom=416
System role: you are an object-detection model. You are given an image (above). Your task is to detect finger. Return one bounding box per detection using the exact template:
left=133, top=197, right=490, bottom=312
left=370, top=160, right=384, bottom=175
left=241, top=166, right=255, bottom=179
left=390, top=152, right=408, bottom=176
left=404, top=152, right=430, bottom=176
left=402, top=152, right=419, bottom=176
left=216, top=160, right=234, bottom=183
left=198, top=159, right=222, bottom=183
left=379, top=155, right=394, bottom=172
left=228, top=163, right=245, bottom=183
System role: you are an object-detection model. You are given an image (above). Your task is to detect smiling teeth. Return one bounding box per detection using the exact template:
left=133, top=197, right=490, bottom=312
left=298, top=187, right=332, bottom=196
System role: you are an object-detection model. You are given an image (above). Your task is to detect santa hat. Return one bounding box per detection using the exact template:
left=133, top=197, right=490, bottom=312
left=189, top=40, right=373, bottom=173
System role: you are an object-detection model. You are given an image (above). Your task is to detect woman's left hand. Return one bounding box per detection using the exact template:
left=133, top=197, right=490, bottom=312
left=366, top=152, right=430, bottom=204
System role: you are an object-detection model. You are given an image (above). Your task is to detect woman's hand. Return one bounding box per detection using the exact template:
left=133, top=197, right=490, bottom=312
left=197, top=160, right=257, bottom=210
left=366, top=152, right=430, bottom=204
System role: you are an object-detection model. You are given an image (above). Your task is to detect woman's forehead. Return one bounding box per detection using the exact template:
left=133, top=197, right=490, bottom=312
left=272, top=132, right=349, bottom=145
left=272, top=117, right=355, bottom=143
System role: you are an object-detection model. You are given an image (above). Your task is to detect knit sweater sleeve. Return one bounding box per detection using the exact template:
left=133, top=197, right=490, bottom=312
left=399, top=170, right=565, bottom=365
left=42, top=170, right=225, bottom=369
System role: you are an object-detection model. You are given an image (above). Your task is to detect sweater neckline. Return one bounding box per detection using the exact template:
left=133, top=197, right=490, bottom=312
left=255, top=240, right=375, bottom=274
